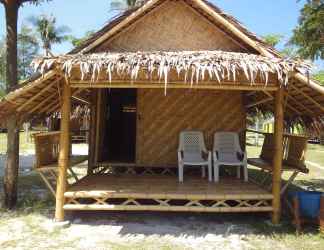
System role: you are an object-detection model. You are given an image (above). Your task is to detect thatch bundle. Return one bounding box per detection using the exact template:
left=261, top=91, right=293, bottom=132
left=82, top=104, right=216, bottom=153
left=32, top=50, right=311, bottom=87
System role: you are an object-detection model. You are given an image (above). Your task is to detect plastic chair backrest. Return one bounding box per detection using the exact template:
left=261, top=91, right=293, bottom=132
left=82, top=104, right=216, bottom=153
left=179, top=131, right=206, bottom=154
left=214, top=132, right=242, bottom=152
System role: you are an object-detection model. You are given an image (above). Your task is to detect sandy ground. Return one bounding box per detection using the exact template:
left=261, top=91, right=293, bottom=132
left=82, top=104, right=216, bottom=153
left=0, top=143, right=323, bottom=250
left=0, top=209, right=280, bottom=250
left=0, top=144, right=88, bottom=177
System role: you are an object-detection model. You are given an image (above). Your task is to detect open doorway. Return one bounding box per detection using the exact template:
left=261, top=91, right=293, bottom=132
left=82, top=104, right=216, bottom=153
left=102, top=89, right=137, bottom=163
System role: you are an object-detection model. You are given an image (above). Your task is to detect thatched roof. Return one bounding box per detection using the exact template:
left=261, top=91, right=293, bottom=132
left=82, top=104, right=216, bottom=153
left=0, top=0, right=324, bottom=134
left=0, top=70, right=90, bottom=125
left=32, top=51, right=311, bottom=87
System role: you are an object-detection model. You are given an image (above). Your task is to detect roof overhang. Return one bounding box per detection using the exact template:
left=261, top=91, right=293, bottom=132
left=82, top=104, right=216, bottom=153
left=32, top=50, right=311, bottom=87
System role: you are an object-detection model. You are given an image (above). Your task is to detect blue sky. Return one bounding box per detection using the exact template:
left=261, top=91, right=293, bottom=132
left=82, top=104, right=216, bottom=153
left=0, top=0, right=323, bottom=69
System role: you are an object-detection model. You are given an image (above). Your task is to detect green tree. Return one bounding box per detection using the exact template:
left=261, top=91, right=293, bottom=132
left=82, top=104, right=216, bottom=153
left=18, top=25, right=39, bottom=80
left=29, top=14, right=70, bottom=56
left=262, top=34, right=284, bottom=47
left=290, top=0, right=324, bottom=60
left=0, top=0, right=52, bottom=209
left=262, top=34, right=298, bottom=58
left=314, top=70, right=324, bottom=84
left=70, top=30, right=95, bottom=48
left=110, top=0, right=141, bottom=10
left=0, top=26, right=40, bottom=84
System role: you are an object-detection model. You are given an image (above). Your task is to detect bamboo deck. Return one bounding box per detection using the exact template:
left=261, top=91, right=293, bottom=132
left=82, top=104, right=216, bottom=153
left=64, top=175, right=273, bottom=213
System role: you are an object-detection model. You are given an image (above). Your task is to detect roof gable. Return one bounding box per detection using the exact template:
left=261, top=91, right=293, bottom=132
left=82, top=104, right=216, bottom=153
left=93, top=0, right=249, bottom=52
left=72, top=0, right=272, bottom=55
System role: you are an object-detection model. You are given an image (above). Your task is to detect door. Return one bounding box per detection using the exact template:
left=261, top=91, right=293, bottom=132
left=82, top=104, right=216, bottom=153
left=103, top=89, right=137, bottom=162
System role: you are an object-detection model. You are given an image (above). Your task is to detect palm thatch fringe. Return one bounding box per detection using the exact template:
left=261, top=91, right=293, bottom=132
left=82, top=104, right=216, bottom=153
left=32, top=51, right=311, bottom=89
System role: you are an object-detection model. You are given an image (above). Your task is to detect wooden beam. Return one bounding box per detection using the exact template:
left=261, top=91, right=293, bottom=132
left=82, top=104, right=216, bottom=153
left=246, top=91, right=257, bottom=97
left=294, top=73, right=324, bottom=96
left=27, top=92, right=57, bottom=114
left=94, top=90, right=102, bottom=164
left=43, top=89, right=83, bottom=114
left=55, top=81, right=71, bottom=222
left=40, top=99, right=59, bottom=114
left=5, top=70, right=58, bottom=101
left=17, top=78, right=61, bottom=112
left=272, top=87, right=284, bottom=224
left=285, top=93, right=313, bottom=115
left=46, top=103, right=61, bottom=115
left=265, top=91, right=303, bottom=116
left=246, top=96, right=273, bottom=108
left=88, top=90, right=97, bottom=174
left=70, top=81, right=279, bottom=91
left=71, top=95, right=89, bottom=105
left=56, top=79, right=62, bottom=107
left=286, top=103, right=302, bottom=116
left=291, top=84, right=324, bottom=113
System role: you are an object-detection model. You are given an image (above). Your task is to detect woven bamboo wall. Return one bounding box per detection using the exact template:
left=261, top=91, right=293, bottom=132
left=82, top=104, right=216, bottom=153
left=136, top=89, right=246, bottom=165
left=95, top=0, right=245, bottom=52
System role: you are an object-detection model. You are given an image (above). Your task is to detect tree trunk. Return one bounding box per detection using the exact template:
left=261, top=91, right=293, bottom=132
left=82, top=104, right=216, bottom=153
left=3, top=2, right=20, bottom=209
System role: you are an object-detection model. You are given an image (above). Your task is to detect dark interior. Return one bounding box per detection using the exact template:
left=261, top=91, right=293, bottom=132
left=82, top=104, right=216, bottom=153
left=102, top=89, right=137, bottom=163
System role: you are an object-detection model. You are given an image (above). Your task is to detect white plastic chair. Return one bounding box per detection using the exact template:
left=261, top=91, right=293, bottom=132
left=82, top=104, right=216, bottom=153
left=178, top=131, right=212, bottom=182
left=213, top=132, right=248, bottom=182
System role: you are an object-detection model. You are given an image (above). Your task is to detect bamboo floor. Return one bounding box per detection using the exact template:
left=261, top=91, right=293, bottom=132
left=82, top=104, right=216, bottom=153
left=64, top=175, right=273, bottom=213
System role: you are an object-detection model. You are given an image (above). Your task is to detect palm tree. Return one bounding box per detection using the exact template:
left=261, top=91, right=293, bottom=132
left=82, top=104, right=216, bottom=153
left=29, top=14, right=70, bottom=56
left=0, top=0, right=51, bottom=209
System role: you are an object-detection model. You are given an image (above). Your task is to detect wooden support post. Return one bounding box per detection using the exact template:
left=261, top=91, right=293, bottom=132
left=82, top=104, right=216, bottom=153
left=88, top=89, right=97, bottom=175
left=94, top=90, right=102, bottom=164
left=272, top=87, right=284, bottom=224
left=55, top=81, right=71, bottom=222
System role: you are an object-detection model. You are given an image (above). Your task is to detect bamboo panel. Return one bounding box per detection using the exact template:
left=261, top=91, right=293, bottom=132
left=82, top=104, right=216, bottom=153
left=97, top=0, right=245, bottom=52
left=33, top=132, right=61, bottom=167
left=136, top=89, right=245, bottom=165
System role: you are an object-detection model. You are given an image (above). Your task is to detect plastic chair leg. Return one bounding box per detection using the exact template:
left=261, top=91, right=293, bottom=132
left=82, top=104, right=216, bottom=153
left=244, top=165, right=248, bottom=182
left=208, top=162, right=212, bottom=182
left=178, top=164, right=184, bottom=182
left=214, top=164, right=220, bottom=183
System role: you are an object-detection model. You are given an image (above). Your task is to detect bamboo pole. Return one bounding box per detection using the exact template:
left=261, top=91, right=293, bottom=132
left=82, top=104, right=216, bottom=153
left=88, top=90, right=97, bottom=174
left=17, top=79, right=59, bottom=112
left=272, top=87, right=284, bottom=224
left=54, top=80, right=71, bottom=222
left=70, top=81, right=279, bottom=91
left=291, top=84, right=324, bottom=113
left=27, top=92, right=57, bottom=114
left=94, top=90, right=102, bottom=164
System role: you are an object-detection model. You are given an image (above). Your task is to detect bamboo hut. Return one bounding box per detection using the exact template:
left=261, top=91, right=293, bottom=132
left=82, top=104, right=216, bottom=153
left=0, top=0, right=323, bottom=224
